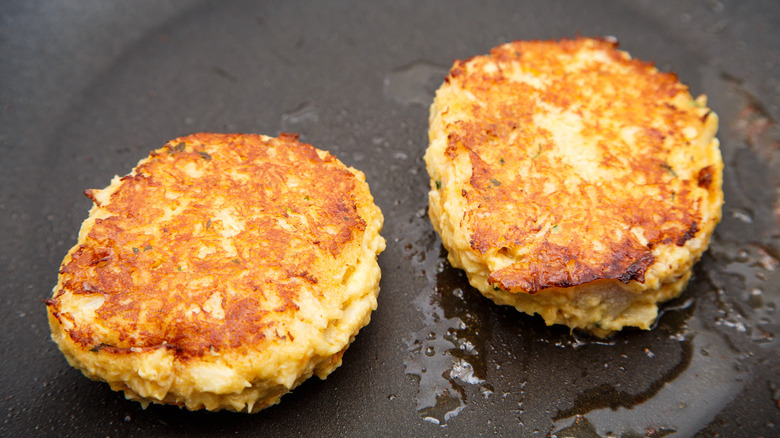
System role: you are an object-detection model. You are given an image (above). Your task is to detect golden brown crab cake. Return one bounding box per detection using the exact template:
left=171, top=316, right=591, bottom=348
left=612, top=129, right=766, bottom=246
left=425, top=37, right=723, bottom=337
left=46, top=132, right=385, bottom=412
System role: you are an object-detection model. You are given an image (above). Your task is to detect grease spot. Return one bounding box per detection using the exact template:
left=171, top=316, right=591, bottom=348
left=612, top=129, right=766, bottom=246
left=383, top=61, right=449, bottom=107
left=280, top=101, right=319, bottom=132
left=403, top=279, right=490, bottom=425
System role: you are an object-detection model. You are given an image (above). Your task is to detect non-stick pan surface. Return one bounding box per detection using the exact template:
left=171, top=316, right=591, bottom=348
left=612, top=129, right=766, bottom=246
left=2, top=0, right=779, bottom=436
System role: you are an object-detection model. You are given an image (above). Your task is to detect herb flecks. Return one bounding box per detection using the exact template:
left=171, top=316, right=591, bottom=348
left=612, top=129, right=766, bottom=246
left=532, top=142, right=543, bottom=159
left=169, top=142, right=186, bottom=153
left=198, top=150, right=213, bottom=161
left=489, top=178, right=502, bottom=187
left=435, top=180, right=442, bottom=190
left=144, top=245, right=153, bottom=251
left=132, top=247, right=139, bottom=253
left=660, top=162, right=678, bottom=178
left=89, top=343, right=112, bottom=353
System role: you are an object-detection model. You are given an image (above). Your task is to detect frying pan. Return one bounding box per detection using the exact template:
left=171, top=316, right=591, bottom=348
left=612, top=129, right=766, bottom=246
left=2, top=0, right=779, bottom=436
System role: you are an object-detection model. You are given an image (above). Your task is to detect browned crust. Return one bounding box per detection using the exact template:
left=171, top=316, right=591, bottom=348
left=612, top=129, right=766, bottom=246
left=438, top=37, right=718, bottom=294
left=47, top=133, right=369, bottom=359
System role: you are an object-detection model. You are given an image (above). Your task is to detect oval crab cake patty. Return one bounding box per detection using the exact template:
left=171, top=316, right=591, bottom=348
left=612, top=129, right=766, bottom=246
left=46, top=132, right=385, bottom=412
left=425, top=37, right=723, bottom=337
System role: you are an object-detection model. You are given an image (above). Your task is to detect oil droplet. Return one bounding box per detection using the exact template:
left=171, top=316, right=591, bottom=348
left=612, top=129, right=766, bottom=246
left=756, top=329, right=776, bottom=343
left=730, top=208, right=754, bottom=223
left=756, top=246, right=779, bottom=271
left=480, top=383, right=495, bottom=399
left=747, top=288, right=764, bottom=309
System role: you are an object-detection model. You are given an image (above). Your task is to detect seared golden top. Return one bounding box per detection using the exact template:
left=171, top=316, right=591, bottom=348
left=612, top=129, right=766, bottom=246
left=48, top=133, right=375, bottom=358
left=429, top=37, right=720, bottom=293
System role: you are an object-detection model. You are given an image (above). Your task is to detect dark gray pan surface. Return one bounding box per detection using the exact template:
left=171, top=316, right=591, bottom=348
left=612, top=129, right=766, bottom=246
left=2, top=0, right=779, bottom=436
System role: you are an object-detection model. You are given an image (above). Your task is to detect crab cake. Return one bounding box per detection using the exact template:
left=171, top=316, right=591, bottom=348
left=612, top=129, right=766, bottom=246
left=425, top=37, right=723, bottom=337
left=46, top=132, right=385, bottom=412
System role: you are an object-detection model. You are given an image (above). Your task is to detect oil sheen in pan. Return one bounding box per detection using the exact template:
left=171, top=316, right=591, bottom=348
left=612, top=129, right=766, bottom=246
left=402, top=212, right=777, bottom=434
left=402, top=207, right=497, bottom=426
left=393, top=64, right=780, bottom=434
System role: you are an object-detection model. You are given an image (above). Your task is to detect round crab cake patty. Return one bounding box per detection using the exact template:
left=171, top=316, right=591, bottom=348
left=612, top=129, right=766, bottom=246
left=425, top=37, right=723, bottom=337
left=46, top=132, right=385, bottom=412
